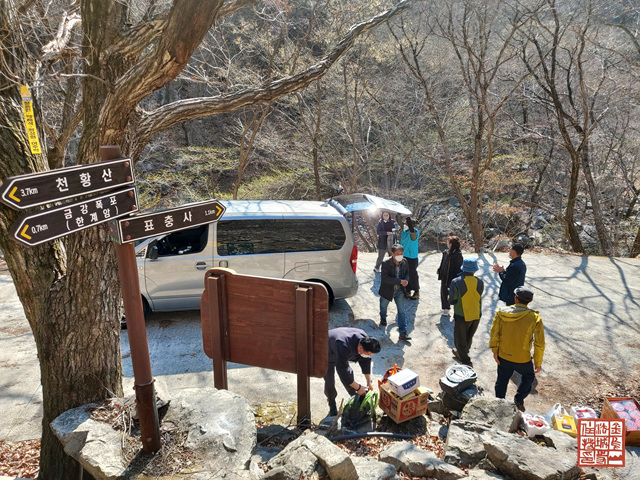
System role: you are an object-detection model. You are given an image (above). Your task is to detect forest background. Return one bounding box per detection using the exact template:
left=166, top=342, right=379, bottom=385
left=131, top=0, right=640, bottom=258
left=1, top=0, right=639, bottom=478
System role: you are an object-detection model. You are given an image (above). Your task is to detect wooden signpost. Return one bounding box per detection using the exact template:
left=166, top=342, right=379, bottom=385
left=200, top=268, right=329, bottom=427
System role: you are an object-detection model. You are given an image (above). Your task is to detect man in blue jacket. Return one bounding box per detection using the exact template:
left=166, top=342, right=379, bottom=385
left=324, top=327, right=381, bottom=416
left=493, top=243, right=526, bottom=305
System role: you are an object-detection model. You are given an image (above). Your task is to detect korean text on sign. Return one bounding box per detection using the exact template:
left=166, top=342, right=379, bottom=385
left=578, top=419, right=625, bottom=467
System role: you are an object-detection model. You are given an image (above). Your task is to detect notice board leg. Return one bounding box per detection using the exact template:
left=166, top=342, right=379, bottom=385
left=296, top=286, right=311, bottom=428
left=208, top=274, right=228, bottom=389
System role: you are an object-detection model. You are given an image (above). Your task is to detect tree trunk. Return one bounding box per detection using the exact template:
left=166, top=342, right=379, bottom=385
left=630, top=226, right=640, bottom=258
left=581, top=145, right=611, bottom=255
left=564, top=153, right=584, bottom=253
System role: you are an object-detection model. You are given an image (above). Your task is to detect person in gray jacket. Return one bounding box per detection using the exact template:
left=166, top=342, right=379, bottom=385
left=379, top=244, right=411, bottom=341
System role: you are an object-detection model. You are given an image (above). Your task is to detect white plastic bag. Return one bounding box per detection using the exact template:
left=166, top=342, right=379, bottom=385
left=544, top=402, right=563, bottom=424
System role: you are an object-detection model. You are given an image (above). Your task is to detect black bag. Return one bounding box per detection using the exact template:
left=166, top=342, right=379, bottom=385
left=439, top=365, right=477, bottom=396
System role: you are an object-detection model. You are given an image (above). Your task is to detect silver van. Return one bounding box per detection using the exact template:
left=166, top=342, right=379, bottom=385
left=134, top=199, right=359, bottom=313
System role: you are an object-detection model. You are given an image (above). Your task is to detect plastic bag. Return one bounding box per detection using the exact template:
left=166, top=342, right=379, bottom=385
left=544, top=402, right=563, bottom=424
left=342, top=390, right=379, bottom=429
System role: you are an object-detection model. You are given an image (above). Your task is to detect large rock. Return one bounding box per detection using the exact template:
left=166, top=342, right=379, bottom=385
left=50, top=403, right=128, bottom=480
left=351, top=455, right=397, bottom=480
left=484, top=432, right=580, bottom=480
left=379, top=441, right=466, bottom=480
left=467, top=469, right=506, bottom=480
left=51, top=387, right=257, bottom=480
left=267, top=432, right=357, bottom=480
left=460, top=397, right=519, bottom=433
left=444, top=420, right=493, bottom=467
left=163, top=388, right=256, bottom=471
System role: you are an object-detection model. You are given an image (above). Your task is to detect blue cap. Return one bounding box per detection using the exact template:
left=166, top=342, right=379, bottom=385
left=462, top=258, right=478, bottom=272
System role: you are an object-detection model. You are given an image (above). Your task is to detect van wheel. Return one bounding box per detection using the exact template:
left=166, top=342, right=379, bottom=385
left=120, top=297, right=152, bottom=330
left=306, top=280, right=334, bottom=308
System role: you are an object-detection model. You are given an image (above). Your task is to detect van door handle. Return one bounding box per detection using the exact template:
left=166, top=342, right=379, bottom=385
left=218, top=260, right=228, bottom=268
left=195, top=262, right=208, bottom=270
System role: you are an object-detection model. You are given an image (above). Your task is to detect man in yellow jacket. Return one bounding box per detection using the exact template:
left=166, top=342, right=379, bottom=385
left=489, top=286, right=545, bottom=412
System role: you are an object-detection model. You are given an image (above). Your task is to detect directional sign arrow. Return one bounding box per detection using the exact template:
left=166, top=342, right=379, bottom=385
left=0, top=158, right=135, bottom=210
left=110, top=199, right=226, bottom=244
left=10, top=187, right=138, bottom=247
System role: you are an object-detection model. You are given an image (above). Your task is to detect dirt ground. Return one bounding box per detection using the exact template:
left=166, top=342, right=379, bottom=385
left=1, top=251, right=640, bottom=443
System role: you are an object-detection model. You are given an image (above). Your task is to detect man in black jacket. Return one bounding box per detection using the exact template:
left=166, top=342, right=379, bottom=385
left=324, top=327, right=381, bottom=416
left=493, top=243, right=526, bottom=305
left=379, top=244, right=411, bottom=340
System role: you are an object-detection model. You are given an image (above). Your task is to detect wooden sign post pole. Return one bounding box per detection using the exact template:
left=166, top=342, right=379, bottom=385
left=101, top=146, right=161, bottom=453
left=295, top=286, right=312, bottom=428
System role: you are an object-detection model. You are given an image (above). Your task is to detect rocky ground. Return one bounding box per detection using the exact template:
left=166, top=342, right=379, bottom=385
left=1, top=250, right=640, bottom=478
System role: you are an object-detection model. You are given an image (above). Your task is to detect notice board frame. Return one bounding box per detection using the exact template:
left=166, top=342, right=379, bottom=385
left=200, top=268, right=329, bottom=426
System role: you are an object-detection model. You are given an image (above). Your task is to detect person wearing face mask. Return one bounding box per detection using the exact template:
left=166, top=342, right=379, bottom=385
left=399, top=216, right=420, bottom=300
left=374, top=211, right=397, bottom=273
left=492, top=243, right=526, bottom=306
left=324, top=327, right=381, bottom=417
left=379, top=244, right=411, bottom=341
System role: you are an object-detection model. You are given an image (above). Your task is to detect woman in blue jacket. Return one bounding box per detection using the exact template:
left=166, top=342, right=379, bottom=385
left=400, top=216, right=420, bottom=300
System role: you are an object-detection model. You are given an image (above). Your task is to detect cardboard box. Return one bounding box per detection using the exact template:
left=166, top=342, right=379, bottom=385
left=379, top=383, right=429, bottom=423
left=601, top=397, right=640, bottom=446
left=551, top=412, right=577, bottom=437
left=387, top=369, right=420, bottom=398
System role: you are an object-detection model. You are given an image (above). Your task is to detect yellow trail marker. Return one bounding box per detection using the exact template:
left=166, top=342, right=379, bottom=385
left=20, top=85, right=42, bottom=155
left=8, top=187, right=20, bottom=203
left=20, top=225, right=32, bottom=240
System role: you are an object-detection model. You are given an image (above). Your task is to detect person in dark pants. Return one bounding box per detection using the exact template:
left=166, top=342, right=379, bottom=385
left=379, top=244, right=411, bottom=340
left=449, top=258, right=484, bottom=367
left=489, top=287, right=545, bottom=412
left=399, top=216, right=420, bottom=299
left=493, top=243, right=526, bottom=305
left=324, top=327, right=381, bottom=416
left=437, top=235, right=463, bottom=315
left=374, top=212, right=397, bottom=273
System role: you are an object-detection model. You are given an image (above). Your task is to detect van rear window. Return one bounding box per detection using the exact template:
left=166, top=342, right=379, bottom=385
left=284, top=219, right=345, bottom=252
left=215, top=219, right=346, bottom=256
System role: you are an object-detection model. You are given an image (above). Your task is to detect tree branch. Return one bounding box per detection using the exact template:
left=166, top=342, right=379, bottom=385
left=133, top=0, right=414, bottom=155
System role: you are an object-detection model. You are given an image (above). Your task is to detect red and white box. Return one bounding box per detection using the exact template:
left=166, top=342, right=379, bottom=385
left=387, top=369, right=420, bottom=397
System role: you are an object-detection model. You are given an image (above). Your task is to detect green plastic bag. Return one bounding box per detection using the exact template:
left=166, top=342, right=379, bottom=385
left=342, top=390, right=379, bottom=429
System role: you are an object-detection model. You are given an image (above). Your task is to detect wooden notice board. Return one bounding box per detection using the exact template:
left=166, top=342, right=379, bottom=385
left=200, top=268, right=329, bottom=425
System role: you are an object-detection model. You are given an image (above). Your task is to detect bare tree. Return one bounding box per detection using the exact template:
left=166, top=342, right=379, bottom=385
left=390, top=0, right=531, bottom=251
left=0, top=0, right=412, bottom=476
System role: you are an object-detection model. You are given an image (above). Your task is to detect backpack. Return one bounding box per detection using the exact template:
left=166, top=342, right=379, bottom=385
left=341, top=390, right=379, bottom=429
left=439, top=365, right=477, bottom=396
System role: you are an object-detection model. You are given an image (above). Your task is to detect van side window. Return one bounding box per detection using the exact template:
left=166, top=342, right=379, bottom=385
left=216, top=220, right=284, bottom=256
left=284, top=219, right=346, bottom=252
left=155, top=225, right=208, bottom=257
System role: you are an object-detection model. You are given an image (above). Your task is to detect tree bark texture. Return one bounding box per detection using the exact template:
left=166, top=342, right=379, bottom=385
left=1, top=1, right=415, bottom=477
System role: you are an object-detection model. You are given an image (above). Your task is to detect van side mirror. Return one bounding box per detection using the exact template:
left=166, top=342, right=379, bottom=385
left=149, top=245, right=159, bottom=260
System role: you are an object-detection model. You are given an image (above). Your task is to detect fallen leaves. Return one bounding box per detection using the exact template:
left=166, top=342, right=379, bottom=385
left=0, top=439, right=40, bottom=479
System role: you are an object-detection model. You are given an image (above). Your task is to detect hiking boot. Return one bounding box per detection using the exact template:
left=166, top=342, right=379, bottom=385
left=380, top=317, right=387, bottom=327
left=399, top=332, right=412, bottom=341
left=515, top=402, right=526, bottom=412
left=452, top=348, right=460, bottom=360
left=328, top=402, right=338, bottom=417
